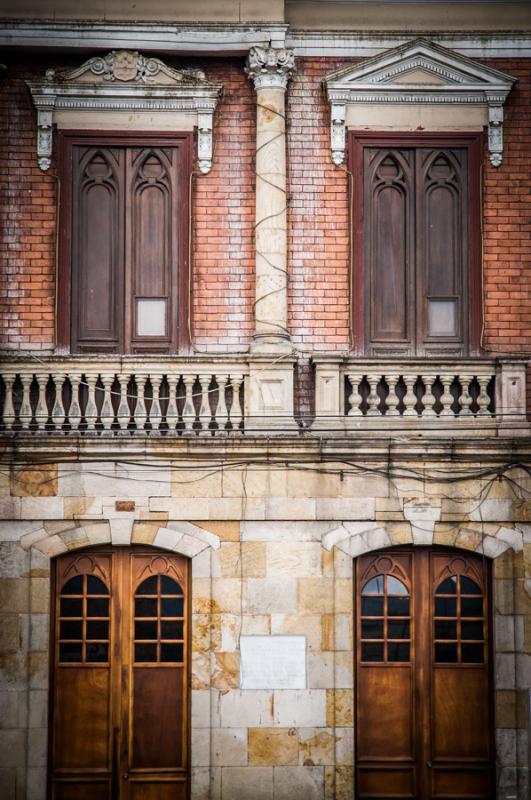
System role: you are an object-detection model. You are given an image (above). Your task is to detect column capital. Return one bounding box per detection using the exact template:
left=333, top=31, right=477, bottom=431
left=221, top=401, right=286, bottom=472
left=245, top=46, right=295, bottom=91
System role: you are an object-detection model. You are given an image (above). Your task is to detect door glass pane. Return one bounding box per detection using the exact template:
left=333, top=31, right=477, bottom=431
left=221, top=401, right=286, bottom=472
left=87, top=598, right=109, bottom=617
left=136, top=576, right=158, bottom=595
left=461, top=643, right=484, bottom=663
left=160, top=643, right=183, bottom=662
left=387, top=576, right=408, bottom=595
left=461, top=621, right=483, bottom=640
left=60, top=642, right=83, bottom=662
left=135, top=643, right=157, bottom=662
left=388, top=597, right=410, bottom=616
left=436, top=576, right=457, bottom=594
left=135, top=621, right=157, bottom=640
left=362, top=576, right=385, bottom=594
left=161, top=620, right=183, bottom=639
left=161, top=576, right=183, bottom=595
left=428, top=299, right=457, bottom=336
left=135, top=598, right=157, bottom=617
left=60, top=598, right=82, bottom=617
left=161, top=597, right=184, bottom=617
left=87, top=575, right=109, bottom=595
left=435, top=642, right=458, bottom=663
left=362, top=597, right=384, bottom=616
left=62, top=575, right=83, bottom=594
left=361, top=642, right=384, bottom=662
left=86, top=643, right=109, bottom=663
left=461, top=598, right=483, bottom=617
left=435, top=597, right=456, bottom=616
left=362, top=620, right=384, bottom=639
left=435, top=620, right=456, bottom=639
left=388, top=620, right=410, bottom=639
left=388, top=643, right=409, bottom=662
left=460, top=576, right=482, bottom=595
left=86, top=620, right=109, bottom=640
left=60, top=620, right=83, bottom=639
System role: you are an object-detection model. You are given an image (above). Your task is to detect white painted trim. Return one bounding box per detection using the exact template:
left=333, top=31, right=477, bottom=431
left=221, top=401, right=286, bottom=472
left=288, top=31, right=531, bottom=58
left=0, top=21, right=288, bottom=53
left=27, top=50, right=222, bottom=173
left=325, top=38, right=516, bottom=167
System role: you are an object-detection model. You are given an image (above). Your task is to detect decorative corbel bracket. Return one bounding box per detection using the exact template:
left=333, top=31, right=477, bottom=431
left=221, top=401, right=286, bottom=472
left=27, top=50, right=222, bottom=174
left=324, top=38, right=516, bottom=169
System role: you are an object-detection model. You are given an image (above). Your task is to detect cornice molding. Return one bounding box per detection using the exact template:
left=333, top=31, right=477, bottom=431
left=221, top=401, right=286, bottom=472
left=27, top=50, right=222, bottom=173
left=324, top=38, right=516, bottom=167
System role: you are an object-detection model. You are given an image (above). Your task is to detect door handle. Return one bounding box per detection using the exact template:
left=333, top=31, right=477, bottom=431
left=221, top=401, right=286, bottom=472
left=123, top=774, right=129, bottom=780
left=427, top=760, right=432, bottom=768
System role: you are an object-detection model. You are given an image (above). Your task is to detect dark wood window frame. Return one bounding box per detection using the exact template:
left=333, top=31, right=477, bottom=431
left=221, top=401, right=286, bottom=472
left=57, top=130, right=193, bottom=354
left=349, top=131, right=483, bottom=357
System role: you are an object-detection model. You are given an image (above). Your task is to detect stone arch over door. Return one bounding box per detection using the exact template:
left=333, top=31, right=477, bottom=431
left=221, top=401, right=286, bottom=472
left=20, top=521, right=220, bottom=800
left=322, top=522, right=528, bottom=800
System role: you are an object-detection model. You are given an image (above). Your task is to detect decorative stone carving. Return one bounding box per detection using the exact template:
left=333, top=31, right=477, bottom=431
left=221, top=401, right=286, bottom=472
left=324, top=38, right=515, bottom=168
left=245, top=46, right=295, bottom=91
left=28, top=51, right=221, bottom=173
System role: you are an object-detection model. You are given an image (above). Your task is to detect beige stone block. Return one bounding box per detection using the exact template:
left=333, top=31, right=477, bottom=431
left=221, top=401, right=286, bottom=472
left=242, top=521, right=333, bottom=542
left=335, top=727, right=354, bottom=766
left=334, top=652, right=354, bottom=689
left=0, top=731, right=26, bottom=767
left=191, top=766, right=210, bottom=800
left=30, top=578, right=49, bottom=614
left=0, top=691, right=22, bottom=728
left=212, top=579, right=242, bottom=614
left=192, top=652, right=210, bottom=690
left=192, top=578, right=212, bottom=615
left=322, top=549, right=334, bottom=577
left=219, top=690, right=273, bottom=728
left=191, top=690, right=211, bottom=730
left=433, top=524, right=458, bottom=547
left=242, top=542, right=266, bottom=578
left=335, top=579, right=353, bottom=613
left=131, top=521, right=159, bottom=544
left=265, top=497, right=316, bottom=520
left=29, top=651, right=48, bottom=690
left=387, top=522, right=413, bottom=545
left=20, top=497, right=63, bottom=520
left=244, top=578, right=296, bottom=614
left=375, top=497, right=403, bottom=518
left=192, top=614, right=221, bottom=653
left=308, top=652, right=334, bottom=689
left=84, top=523, right=111, bottom=546
left=0, top=521, right=43, bottom=543
left=63, top=496, right=103, bottom=519
left=218, top=614, right=240, bottom=651
left=61, top=528, right=92, bottom=550
left=273, top=690, right=326, bottom=727
left=316, top=497, right=375, bottom=521
left=196, top=521, right=240, bottom=542
left=298, top=578, right=334, bottom=614
left=241, top=615, right=270, bottom=636
left=333, top=765, right=355, bottom=800
left=222, top=468, right=269, bottom=498
left=326, top=689, right=354, bottom=727
left=212, top=543, right=241, bottom=578
left=299, top=728, right=335, bottom=767
left=10, top=465, right=57, bottom=498
left=455, top=527, right=483, bottom=551
left=287, top=467, right=341, bottom=498
left=267, top=542, right=322, bottom=578
left=28, top=690, right=47, bottom=729
left=273, top=766, right=324, bottom=799
left=0, top=617, right=20, bottom=654
left=440, top=498, right=472, bottom=521
left=342, top=473, right=389, bottom=498
left=0, top=579, right=30, bottom=613
left=191, top=728, right=210, bottom=767
left=172, top=467, right=222, bottom=498
left=0, top=497, right=21, bottom=519
left=249, top=728, right=298, bottom=766
left=270, top=614, right=321, bottom=651
left=33, top=534, right=66, bottom=557
left=0, top=543, right=27, bottom=579
left=494, top=579, right=515, bottom=615
left=322, top=614, right=354, bottom=653
left=212, top=652, right=240, bottom=691
left=212, top=728, right=247, bottom=766
left=220, top=766, right=273, bottom=800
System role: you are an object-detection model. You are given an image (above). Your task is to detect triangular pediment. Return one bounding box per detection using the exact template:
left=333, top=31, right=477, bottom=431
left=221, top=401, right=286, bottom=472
left=325, top=38, right=515, bottom=96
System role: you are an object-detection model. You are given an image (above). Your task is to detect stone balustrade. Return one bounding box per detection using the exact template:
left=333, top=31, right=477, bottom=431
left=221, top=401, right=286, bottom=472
left=313, top=357, right=529, bottom=437
left=0, top=355, right=247, bottom=436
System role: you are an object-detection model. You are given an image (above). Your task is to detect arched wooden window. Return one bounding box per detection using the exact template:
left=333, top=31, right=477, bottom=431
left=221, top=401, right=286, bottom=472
left=360, top=572, right=411, bottom=663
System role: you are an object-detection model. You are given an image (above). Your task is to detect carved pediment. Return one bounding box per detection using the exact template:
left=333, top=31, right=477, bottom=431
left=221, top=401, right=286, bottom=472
left=325, top=38, right=516, bottom=168
left=28, top=50, right=222, bottom=173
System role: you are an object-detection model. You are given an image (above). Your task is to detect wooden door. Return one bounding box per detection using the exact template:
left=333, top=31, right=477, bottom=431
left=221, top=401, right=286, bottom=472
left=355, top=548, right=493, bottom=799
left=49, top=548, right=190, bottom=800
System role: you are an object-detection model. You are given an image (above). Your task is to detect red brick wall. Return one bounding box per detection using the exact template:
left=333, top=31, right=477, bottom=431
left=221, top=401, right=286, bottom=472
left=0, top=55, right=256, bottom=352
left=0, top=54, right=529, bottom=358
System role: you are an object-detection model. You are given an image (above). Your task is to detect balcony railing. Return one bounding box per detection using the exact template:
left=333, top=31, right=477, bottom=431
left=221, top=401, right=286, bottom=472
left=0, top=355, right=247, bottom=436
left=0, top=354, right=527, bottom=438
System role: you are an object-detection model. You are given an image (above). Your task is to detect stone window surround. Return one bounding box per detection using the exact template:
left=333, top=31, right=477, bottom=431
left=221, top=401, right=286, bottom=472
left=14, top=518, right=527, bottom=800
left=27, top=49, right=223, bottom=174
left=324, top=37, right=516, bottom=169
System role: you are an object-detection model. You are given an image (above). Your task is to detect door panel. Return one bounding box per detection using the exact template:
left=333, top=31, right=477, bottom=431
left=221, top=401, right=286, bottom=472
left=50, top=548, right=190, bottom=800
left=355, top=548, right=493, bottom=800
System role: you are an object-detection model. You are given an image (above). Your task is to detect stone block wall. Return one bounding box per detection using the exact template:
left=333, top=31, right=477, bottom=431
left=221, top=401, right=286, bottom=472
left=0, top=459, right=530, bottom=799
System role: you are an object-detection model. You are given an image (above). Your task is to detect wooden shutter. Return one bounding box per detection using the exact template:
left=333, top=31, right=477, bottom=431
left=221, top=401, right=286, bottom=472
left=360, top=140, right=472, bottom=357
left=71, top=147, right=125, bottom=353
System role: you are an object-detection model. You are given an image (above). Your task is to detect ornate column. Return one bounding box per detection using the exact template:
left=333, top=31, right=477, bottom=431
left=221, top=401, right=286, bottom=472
left=246, top=46, right=295, bottom=354
left=245, top=46, right=297, bottom=429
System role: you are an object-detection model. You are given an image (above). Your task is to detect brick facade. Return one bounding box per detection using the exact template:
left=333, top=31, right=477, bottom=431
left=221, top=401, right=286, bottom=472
left=0, top=56, right=529, bottom=359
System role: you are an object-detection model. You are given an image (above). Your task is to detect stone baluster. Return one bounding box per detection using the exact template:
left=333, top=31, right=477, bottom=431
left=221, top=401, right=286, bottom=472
left=459, top=374, right=474, bottom=416
left=476, top=374, right=492, bottom=416
left=230, top=375, right=244, bottom=430
left=346, top=373, right=363, bottom=416
left=198, top=374, right=212, bottom=433
left=216, top=374, right=229, bottom=432
left=385, top=374, right=401, bottom=416
left=246, top=46, right=295, bottom=354
left=366, top=374, right=381, bottom=416
left=182, top=375, right=196, bottom=433
left=51, top=374, right=66, bottom=430
left=402, top=374, right=418, bottom=417
left=18, top=372, right=32, bottom=430
left=421, top=373, right=437, bottom=417
left=2, top=371, right=17, bottom=430
left=84, top=373, right=99, bottom=431
left=99, top=372, right=115, bottom=431
left=67, top=372, right=83, bottom=431
left=114, top=373, right=131, bottom=429
left=134, top=373, right=149, bottom=430
left=148, top=373, right=163, bottom=430
left=165, top=374, right=179, bottom=431
left=439, top=375, right=455, bottom=417
left=34, top=371, right=50, bottom=430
